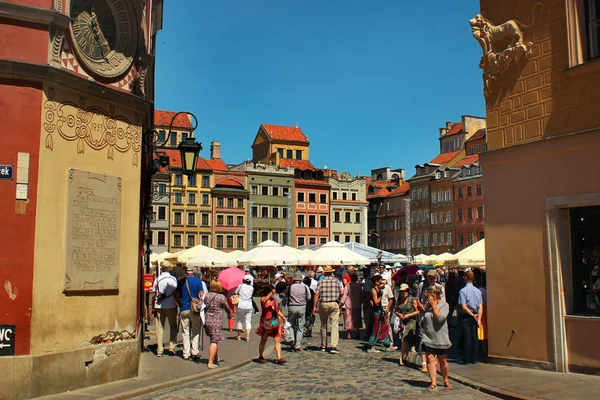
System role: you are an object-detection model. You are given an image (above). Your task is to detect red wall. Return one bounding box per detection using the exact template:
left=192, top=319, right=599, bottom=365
left=0, top=79, right=42, bottom=355
left=0, top=18, right=48, bottom=64
left=454, top=177, right=484, bottom=251
left=4, top=0, right=53, bottom=7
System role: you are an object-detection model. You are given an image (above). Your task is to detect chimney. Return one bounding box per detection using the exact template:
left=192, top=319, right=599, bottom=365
left=210, top=141, right=221, bottom=160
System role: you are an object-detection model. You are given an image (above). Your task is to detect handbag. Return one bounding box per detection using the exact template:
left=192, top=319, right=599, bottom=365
left=185, top=279, right=201, bottom=314
left=231, top=294, right=239, bottom=305
left=262, top=299, right=281, bottom=332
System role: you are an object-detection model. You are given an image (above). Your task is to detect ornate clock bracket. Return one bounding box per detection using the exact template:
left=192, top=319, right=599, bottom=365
left=469, top=3, right=542, bottom=98
left=48, top=24, right=65, bottom=68
left=134, top=53, right=153, bottom=99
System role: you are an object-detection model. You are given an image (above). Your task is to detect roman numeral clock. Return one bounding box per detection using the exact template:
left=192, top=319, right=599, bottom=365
left=69, top=0, right=138, bottom=80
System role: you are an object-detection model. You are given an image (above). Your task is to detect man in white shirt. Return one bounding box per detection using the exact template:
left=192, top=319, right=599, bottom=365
left=243, top=268, right=255, bottom=285
left=153, top=261, right=178, bottom=357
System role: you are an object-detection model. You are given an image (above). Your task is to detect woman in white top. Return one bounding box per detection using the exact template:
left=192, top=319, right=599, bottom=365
left=235, top=278, right=255, bottom=342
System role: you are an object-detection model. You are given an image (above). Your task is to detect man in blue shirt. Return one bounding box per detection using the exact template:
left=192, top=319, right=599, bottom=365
left=176, top=266, right=206, bottom=360
left=458, top=270, right=483, bottom=364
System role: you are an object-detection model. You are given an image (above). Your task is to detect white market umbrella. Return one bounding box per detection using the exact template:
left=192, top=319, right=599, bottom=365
left=166, top=244, right=213, bottom=263
left=226, top=250, right=245, bottom=259
left=414, top=254, right=435, bottom=265
left=432, top=252, right=455, bottom=264
left=150, top=251, right=173, bottom=264
left=297, top=249, right=315, bottom=265
left=450, top=239, right=486, bottom=267
left=236, top=240, right=300, bottom=266
left=187, top=249, right=235, bottom=268
left=308, top=241, right=370, bottom=266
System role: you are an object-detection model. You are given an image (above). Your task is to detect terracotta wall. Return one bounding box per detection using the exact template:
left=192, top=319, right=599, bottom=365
left=481, top=128, right=600, bottom=365
left=0, top=19, right=48, bottom=64
left=0, top=80, right=42, bottom=355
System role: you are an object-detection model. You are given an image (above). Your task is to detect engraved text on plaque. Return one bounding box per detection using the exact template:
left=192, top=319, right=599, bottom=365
left=64, top=169, right=121, bottom=292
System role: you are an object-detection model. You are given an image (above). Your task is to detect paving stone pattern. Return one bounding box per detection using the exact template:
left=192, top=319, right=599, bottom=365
left=134, top=334, right=496, bottom=400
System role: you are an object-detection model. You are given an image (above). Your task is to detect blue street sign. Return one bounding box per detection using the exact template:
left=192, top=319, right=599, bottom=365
left=0, top=165, right=13, bottom=180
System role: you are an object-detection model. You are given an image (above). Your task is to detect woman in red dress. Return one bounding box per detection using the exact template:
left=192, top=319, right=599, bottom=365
left=255, top=286, right=287, bottom=364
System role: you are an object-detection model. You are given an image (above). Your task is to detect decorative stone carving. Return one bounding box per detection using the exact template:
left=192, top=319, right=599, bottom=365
left=43, top=87, right=141, bottom=166
left=469, top=2, right=542, bottom=97
left=48, top=24, right=65, bottom=68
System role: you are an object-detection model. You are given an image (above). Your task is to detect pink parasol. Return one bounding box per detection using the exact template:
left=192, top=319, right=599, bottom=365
left=218, top=266, right=246, bottom=291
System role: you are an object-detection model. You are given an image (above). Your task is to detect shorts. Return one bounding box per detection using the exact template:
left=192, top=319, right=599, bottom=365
left=423, top=345, right=450, bottom=356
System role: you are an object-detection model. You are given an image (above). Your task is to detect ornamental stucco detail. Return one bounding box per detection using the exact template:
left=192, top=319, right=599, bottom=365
left=469, top=2, right=542, bottom=97
left=43, top=87, right=141, bottom=166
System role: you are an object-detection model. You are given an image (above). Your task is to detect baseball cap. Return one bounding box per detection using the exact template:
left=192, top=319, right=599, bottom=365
left=416, top=270, right=424, bottom=276
left=317, top=266, right=324, bottom=272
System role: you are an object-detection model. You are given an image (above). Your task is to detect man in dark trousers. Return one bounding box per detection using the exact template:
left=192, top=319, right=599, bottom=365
left=458, top=270, right=483, bottom=364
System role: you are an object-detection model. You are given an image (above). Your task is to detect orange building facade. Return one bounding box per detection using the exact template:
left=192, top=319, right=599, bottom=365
left=476, top=0, right=600, bottom=373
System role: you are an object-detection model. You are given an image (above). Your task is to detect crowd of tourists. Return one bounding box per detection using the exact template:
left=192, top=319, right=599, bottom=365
left=152, top=261, right=486, bottom=392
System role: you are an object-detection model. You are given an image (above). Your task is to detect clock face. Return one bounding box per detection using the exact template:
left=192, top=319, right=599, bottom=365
left=70, top=0, right=137, bottom=79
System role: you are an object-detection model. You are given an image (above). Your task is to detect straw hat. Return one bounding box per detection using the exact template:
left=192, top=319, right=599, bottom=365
left=323, top=266, right=335, bottom=274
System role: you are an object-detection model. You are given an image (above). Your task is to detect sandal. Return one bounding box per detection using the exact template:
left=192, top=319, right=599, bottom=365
left=255, top=356, right=267, bottom=363
left=443, top=380, right=453, bottom=390
left=426, top=384, right=437, bottom=392
left=236, top=336, right=241, bottom=341
left=245, top=338, right=250, bottom=343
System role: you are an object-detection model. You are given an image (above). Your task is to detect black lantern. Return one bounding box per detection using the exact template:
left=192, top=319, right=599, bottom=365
left=178, top=137, right=202, bottom=177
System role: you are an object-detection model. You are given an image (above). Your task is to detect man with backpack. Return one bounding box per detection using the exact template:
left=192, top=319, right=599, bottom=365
left=153, top=261, right=178, bottom=357
left=176, top=266, right=207, bottom=360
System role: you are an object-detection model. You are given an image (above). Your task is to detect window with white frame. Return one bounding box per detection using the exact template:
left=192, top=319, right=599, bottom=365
left=440, top=233, right=445, bottom=246
left=433, top=233, right=438, bottom=246
left=432, top=192, right=437, bottom=203
left=448, top=232, right=452, bottom=246
left=424, top=234, right=429, bottom=247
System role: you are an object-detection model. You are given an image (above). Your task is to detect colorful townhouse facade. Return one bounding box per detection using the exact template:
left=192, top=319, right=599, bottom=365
left=326, top=170, right=368, bottom=244
left=230, top=161, right=295, bottom=248
left=376, top=182, right=411, bottom=254
left=211, top=168, right=249, bottom=252
left=366, top=168, right=405, bottom=247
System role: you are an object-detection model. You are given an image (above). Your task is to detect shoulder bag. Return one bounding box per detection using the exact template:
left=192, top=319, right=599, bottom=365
left=185, top=279, right=201, bottom=314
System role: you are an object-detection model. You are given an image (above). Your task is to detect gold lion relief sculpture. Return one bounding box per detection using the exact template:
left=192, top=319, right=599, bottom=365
left=470, top=2, right=542, bottom=97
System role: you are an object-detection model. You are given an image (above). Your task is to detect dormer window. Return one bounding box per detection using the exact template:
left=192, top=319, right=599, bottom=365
left=435, top=172, right=441, bottom=179
left=444, top=170, right=449, bottom=178
left=466, top=168, right=471, bottom=176
left=425, top=166, right=429, bottom=173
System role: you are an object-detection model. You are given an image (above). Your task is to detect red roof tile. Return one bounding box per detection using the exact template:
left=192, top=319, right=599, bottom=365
left=279, top=159, right=315, bottom=171
left=162, top=149, right=226, bottom=171
left=154, top=110, right=194, bottom=129
left=453, top=154, right=479, bottom=168
left=262, top=124, right=308, bottom=143
left=429, top=150, right=462, bottom=165
left=215, top=178, right=244, bottom=188
left=444, top=122, right=463, bottom=137
left=367, top=187, right=390, bottom=199
left=465, top=128, right=486, bottom=142
left=294, top=179, right=330, bottom=187
left=388, top=182, right=410, bottom=196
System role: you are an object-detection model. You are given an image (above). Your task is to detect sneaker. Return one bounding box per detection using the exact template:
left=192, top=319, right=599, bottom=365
left=156, top=353, right=163, bottom=357
left=329, top=348, right=339, bottom=354
left=385, top=346, right=398, bottom=352
left=320, top=347, right=326, bottom=352
left=367, top=348, right=381, bottom=354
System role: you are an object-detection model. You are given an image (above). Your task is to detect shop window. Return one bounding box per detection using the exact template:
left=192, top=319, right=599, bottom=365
left=570, top=206, right=600, bottom=315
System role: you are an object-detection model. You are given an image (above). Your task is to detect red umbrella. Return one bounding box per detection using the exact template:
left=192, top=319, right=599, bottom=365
left=402, top=264, right=420, bottom=275
left=218, top=266, right=246, bottom=291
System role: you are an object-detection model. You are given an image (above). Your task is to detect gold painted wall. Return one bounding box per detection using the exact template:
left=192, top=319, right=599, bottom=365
left=30, top=84, right=142, bottom=354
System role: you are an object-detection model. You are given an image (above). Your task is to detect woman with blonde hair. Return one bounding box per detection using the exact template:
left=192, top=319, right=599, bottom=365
left=419, top=285, right=452, bottom=392
left=202, top=280, right=233, bottom=369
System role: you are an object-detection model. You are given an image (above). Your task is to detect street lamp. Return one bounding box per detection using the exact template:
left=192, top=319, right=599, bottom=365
left=178, top=136, right=201, bottom=177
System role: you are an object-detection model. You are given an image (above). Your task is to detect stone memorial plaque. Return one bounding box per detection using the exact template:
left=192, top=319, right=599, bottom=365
left=64, top=169, right=121, bottom=292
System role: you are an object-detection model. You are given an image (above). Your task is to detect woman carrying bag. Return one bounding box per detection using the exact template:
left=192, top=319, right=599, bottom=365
left=255, top=286, right=287, bottom=364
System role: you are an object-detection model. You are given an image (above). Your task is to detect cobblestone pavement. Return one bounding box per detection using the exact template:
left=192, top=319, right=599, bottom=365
left=133, top=333, right=496, bottom=400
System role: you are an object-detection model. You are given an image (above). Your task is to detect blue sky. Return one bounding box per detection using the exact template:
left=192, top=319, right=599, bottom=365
left=155, top=0, right=485, bottom=177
